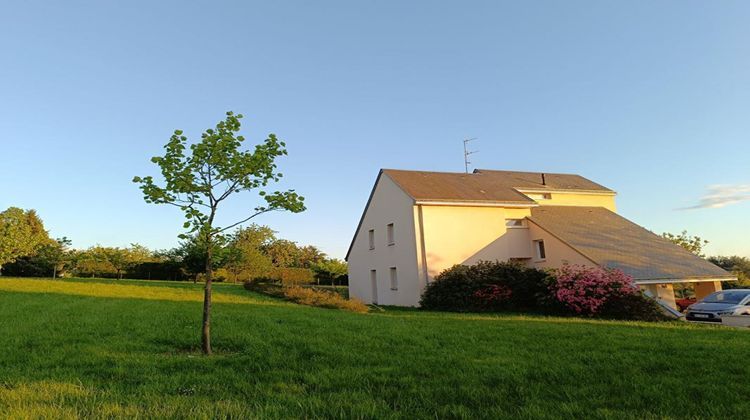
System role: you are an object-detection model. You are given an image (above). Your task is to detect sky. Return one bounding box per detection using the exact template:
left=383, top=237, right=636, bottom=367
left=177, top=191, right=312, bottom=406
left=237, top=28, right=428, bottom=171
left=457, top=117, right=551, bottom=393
left=1, top=1, right=749, bottom=259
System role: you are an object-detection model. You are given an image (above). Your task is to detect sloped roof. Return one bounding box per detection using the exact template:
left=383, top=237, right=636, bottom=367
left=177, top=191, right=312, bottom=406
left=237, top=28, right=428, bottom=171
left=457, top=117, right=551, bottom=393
left=382, top=169, right=613, bottom=204
left=473, top=169, right=614, bottom=192
left=529, top=206, right=734, bottom=281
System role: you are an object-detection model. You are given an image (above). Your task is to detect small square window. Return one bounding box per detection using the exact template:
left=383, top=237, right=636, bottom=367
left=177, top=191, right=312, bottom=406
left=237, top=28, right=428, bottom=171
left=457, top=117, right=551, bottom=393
left=387, top=223, right=395, bottom=245
left=368, top=229, right=375, bottom=250
left=534, top=240, right=546, bottom=260
left=389, top=267, right=398, bottom=290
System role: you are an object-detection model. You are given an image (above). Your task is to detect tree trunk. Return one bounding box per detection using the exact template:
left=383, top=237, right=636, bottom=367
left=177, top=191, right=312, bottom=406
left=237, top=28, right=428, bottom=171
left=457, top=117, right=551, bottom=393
left=52, top=265, right=57, bottom=279
left=202, top=237, right=213, bottom=355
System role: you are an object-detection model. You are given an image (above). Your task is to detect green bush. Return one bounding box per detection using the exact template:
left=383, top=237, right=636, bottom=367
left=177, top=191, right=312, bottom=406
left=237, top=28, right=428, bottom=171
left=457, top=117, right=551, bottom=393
left=244, top=281, right=285, bottom=297
left=420, top=261, right=551, bottom=312
left=421, top=261, right=670, bottom=322
left=598, top=293, right=671, bottom=322
left=252, top=268, right=315, bottom=285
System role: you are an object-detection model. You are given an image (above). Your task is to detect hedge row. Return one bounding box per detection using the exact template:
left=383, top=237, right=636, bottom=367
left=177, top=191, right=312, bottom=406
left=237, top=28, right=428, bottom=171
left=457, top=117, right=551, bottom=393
left=420, top=261, right=669, bottom=322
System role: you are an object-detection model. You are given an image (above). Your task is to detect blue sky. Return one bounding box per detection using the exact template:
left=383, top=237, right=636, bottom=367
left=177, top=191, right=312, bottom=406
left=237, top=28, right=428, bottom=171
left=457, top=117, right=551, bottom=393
left=2, top=1, right=749, bottom=259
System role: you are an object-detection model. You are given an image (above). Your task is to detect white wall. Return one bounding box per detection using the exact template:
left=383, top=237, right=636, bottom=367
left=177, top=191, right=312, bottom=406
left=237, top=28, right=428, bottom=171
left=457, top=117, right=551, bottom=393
left=347, top=174, right=421, bottom=306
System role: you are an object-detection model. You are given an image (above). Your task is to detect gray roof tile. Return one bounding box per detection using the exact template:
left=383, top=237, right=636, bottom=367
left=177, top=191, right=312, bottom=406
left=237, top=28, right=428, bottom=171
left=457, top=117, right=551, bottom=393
left=529, top=206, right=734, bottom=281
left=383, top=169, right=612, bottom=204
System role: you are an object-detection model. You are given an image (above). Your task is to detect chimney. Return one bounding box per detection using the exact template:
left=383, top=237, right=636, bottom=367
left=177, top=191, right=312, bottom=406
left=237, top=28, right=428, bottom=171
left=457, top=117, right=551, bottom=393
left=541, top=173, right=546, bottom=186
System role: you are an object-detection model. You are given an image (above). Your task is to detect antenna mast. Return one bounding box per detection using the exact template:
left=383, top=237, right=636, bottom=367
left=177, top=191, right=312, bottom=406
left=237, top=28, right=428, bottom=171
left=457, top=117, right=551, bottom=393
left=463, top=138, right=478, bottom=173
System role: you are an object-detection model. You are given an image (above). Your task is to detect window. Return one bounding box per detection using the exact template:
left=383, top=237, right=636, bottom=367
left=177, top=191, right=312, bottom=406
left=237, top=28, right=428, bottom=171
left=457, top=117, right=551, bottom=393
left=389, top=267, right=398, bottom=290
left=368, top=229, right=375, bottom=250
left=386, top=223, right=395, bottom=245
left=505, top=219, right=527, bottom=228
left=534, top=240, right=546, bottom=260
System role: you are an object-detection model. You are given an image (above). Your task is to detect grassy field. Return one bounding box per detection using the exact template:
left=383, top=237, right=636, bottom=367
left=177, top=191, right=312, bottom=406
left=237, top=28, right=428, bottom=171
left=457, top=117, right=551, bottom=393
left=0, top=277, right=748, bottom=419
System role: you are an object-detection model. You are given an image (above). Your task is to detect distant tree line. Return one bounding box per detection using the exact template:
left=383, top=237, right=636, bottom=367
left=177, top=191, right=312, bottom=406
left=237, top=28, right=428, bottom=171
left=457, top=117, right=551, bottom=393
left=662, top=230, right=750, bottom=291
left=0, top=207, right=346, bottom=285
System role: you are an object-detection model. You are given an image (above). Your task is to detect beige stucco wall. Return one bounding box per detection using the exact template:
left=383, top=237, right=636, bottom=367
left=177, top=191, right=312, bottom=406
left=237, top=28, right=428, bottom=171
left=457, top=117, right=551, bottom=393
left=694, top=281, right=723, bottom=300
left=347, top=174, right=421, bottom=306
left=520, top=191, right=617, bottom=212
left=641, top=284, right=678, bottom=309
left=525, top=221, right=595, bottom=270
left=418, top=205, right=534, bottom=281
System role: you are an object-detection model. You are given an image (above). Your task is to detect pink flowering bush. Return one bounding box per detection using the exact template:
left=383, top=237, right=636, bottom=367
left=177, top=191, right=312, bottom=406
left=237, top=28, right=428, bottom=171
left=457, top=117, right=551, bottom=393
left=550, top=265, right=639, bottom=316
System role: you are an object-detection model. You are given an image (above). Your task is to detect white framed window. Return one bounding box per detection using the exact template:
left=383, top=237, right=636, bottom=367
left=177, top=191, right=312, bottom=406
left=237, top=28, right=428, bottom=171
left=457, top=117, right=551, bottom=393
left=505, top=219, right=527, bottom=228
left=386, top=223, right=395, bottom=245
left=389, top=267, right=398, bottom=290
left=533, top=240, right=546, bottom=261
left=368, top=229, right=375, bottom=250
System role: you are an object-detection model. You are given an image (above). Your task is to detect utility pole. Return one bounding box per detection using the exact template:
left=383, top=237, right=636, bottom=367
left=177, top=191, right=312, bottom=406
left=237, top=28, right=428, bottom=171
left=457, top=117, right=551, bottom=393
left=463, top=138, right=478, bottom=173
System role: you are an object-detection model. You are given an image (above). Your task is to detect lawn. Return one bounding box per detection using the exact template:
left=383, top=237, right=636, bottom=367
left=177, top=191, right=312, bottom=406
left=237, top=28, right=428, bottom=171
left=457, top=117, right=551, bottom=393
left=0, top=277, right=747, bottom=419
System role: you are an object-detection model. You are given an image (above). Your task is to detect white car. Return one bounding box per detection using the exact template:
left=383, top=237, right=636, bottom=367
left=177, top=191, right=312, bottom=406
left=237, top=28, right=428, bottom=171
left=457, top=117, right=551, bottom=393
left=686, top=289, right=750, bottom=323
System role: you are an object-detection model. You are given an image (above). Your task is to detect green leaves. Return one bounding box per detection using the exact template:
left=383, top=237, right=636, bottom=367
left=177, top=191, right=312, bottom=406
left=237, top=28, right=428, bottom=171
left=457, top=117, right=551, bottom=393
left=134, top=111, right=306, bottom=237
left=0, top=207, right=52, bottom=267
left=662, top=230, right=709, bottom=257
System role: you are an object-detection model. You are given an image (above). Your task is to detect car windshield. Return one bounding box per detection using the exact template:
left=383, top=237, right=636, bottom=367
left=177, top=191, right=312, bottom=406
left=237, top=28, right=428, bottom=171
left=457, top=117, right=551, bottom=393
left=702, top=291, right=750, bottom=304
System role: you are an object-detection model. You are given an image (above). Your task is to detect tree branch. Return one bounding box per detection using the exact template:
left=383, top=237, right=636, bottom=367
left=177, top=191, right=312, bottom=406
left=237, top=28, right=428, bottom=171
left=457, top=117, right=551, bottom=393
left=216, top=209, right=276, bottom=234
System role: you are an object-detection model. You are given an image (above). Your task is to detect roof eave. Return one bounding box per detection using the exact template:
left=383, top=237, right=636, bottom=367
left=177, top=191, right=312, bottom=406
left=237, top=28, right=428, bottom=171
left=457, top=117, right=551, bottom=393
left=414, top=200, right=538, bottom=208
left=634, top=276, right=738, bottom=284
left=514, top=188, right=617, bottom=196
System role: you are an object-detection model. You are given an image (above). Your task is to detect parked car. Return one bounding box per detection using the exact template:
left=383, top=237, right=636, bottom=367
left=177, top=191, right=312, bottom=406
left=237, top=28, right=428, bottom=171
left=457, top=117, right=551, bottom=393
left=686, top=290, right=750, bottom=323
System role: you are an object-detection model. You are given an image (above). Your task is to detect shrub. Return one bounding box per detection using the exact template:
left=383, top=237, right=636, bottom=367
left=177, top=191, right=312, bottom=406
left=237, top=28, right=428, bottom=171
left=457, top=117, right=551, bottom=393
left=549, top=265, right=640, bottom=316
left=196, top=272, right=226, bottom=283
left=258, top=268, right=315, bottom=285
left=599, top=292, right=671, bottom=322
left=243, top=281, right=285, bottom=297
left=127, top=261, right=187, bottom=281
left=420, top=261, right=551, bottom=312
left=473, top=284, right=513, bottom=310
left=283, top=286, right=368, bottom=313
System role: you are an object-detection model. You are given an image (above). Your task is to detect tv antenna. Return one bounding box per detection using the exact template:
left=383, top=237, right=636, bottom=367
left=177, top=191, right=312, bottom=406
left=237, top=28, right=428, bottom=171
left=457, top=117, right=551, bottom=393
left=463, top=138, right=478, bottom=173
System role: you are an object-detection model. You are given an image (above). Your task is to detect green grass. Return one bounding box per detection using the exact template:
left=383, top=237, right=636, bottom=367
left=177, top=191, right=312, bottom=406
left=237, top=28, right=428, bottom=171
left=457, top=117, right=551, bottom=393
left=0, top=277, right=747, bottom=419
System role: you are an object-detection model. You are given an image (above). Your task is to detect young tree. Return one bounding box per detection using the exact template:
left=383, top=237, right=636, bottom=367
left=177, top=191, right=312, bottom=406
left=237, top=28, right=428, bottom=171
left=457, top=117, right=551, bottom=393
left=102, top=244, right=153, bottom=280
left=0, top=207, right=51, bottom=272
left=134, top=112, right=305, bottom=355
left=73, top=246, right=117, bottom=278
left=41, top=237, right=73, bottom=279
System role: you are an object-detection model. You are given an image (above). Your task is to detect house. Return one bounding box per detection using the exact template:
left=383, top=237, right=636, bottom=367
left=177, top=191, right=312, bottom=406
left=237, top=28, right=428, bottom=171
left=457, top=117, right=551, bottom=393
left=345, top=169, right=735, bottom=308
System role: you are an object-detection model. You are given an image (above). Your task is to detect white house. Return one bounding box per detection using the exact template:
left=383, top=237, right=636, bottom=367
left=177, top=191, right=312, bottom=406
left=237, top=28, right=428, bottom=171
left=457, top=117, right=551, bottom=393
left=345, top=169, right=734, bottom=308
